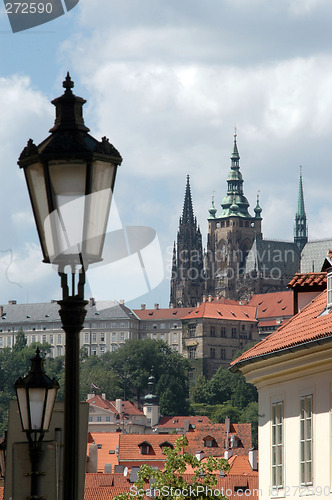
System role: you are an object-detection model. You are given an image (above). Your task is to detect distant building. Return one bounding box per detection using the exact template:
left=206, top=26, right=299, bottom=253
left=170, top=132, right=332, bottom=304
left=231, top=270, right=332, bottom=499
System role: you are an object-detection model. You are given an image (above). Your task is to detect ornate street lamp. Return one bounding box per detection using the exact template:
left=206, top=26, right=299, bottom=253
left=14, top=348, right=59, bottom=500
left=18, top=73, right=122, bottom=500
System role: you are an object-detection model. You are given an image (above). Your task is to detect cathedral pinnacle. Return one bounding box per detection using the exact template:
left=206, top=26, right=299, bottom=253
left=208, top=192, right=217, bottom=219
left=294, top=166, right=308, bottom=252
left=181, top=175, right=194, bottom=225
left=254, top=192, right=262, bottom=219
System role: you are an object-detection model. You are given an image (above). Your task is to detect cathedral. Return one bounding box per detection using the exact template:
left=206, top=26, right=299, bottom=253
left=170, top=132, right=315, bottom=306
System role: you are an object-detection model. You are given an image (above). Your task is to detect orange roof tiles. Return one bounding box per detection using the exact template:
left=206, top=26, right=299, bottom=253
left=232, top=290, right=332, bottom=367
left=133, top=307, right=194, bottom=320
left=182, top=302, right=257, bottom=322
left=157, top=415, right=211, bottom=429
left=86, top=395, right=143, bottom=416
left=119, top=434, right=180, bottom=465
left=185, top=423, right=252, bottom=458
left=88, top=432, right=120, bottom=472
left=288, top=272, right=327, bottom=288
left=248, top=291, right=293, bottom=319
left=228, top=455, right=258, bottom=475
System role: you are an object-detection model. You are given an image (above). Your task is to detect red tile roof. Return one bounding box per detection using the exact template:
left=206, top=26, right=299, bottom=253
left=119, top=434, right=180, bottom=466
left=86, top=395, right=143, bottom=416
left=248, top=291, right=293, bottom=319
left=84, top=473, right=259, bottom=500
left=133, top=307, right=194, bottom=320
left=88, top=432, right=120, bottom=472
left=288, top=272, right=327, bottom=288
left=232, top=290, right=332, bottom=367
left=157, top=415, right=211, bottom=429
left=185, top=423, right=252, bottom=457
left=228, top=455, right=258, bottom=475
left=182, top=302, right=257, bottom=322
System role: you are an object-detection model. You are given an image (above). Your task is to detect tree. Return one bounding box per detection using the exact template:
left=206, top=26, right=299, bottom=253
left=106, top=339, right=190, bottom=414
left=114, top=436, right=230, bottom=500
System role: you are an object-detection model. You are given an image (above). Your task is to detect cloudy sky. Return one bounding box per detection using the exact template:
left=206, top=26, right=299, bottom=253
left=0, top=0, right=331, bottom=308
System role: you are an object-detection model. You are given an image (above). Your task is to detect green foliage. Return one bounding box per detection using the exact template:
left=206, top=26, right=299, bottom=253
left=190, top=367, right=258, bottom=448
left=107, top=339, right=190, bottom=415
left=114, top=436, right=230, bottom=500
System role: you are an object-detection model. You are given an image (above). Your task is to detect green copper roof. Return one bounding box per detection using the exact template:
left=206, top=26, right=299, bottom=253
left=296, top=167, right=306, bottom=218
left=254, top=193, right=262, bottom=219
left=220, top=132, right=252, bottom=218
left=208, top=193, right=217, bottom=219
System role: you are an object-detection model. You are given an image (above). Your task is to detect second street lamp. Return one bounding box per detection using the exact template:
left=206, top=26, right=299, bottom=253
left=18, top=73, right=122, bottom=500
left=15, top=348, right=59, bottom=500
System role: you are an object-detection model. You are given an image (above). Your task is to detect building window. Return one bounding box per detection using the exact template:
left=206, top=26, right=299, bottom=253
left=153, top=333, right=157, bottom=340
left=231, top=327, right=237, bottom=338
left=189, top=325, right=196, bottom=337
left=112, top=345, right=117, bottom=352
left=106, top=416, right=111, bottom=422
left=221, top=348, right=226, bottom=360
left=210, top=347, right=215, bottom=359
left=84, top=333, right=89, bottom=343
left=147, top=406, right=152, bottom=413
left=0, top=337, right=3, bottom=347
left=112, top=332, right=116, bottom=342
left=100, top=333, right=105, bottom=342
left=50, top=334, right=54, bottom=344
left=272, top=401, right=283, bottom=489
left=221, top=327, right=226, bottom=338
left=120, top=332, right=125, bottom=342
left=92, top=333, right=97, bottom=342
left=97, top=416, right=102, bottom=422
left=328, top=272, right=332, bottom=308
left=57, top=346, right=62, bottom=357
left=91, top=347, right=97, bottom=356
left=89, top=416, right=93, bottom=422
left=300, top=395, right=313, bottom=486
left=210, top=325, right=216, bottom=337
left=204, top=436, right=217, bottom=448
left=140, top=444, right=150, bottom=455
left=100, top=345, right=105, bottom=355
left=7, top=337, right=11, bottom=347
left=173, top=333, right=178, bottom=342
left=42, top=335, right=46, bottom=343
left=31, top=335, right=36, bottom=344
left=57, top=334, right=62, bottom=344
left=189, top=347, right=196, bottom=359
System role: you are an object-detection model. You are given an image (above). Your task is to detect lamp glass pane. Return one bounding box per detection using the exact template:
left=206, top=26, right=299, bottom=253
left=28, top=387, right=46, bottom=430
left=16, top=387, right=29, bottom=430
left=25, top=162, right=50, bottom=260
left=47, top=160, right=87, bottom=265
left=43, top=387, right=57, bottom=430
left=83, top=160, right=115, bottom=261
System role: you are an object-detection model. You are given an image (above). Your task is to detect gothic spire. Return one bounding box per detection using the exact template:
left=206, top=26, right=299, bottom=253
left=220, top=131, right=251, bottom=218
left=294, top=166, right=308, bottom=252
left=181, top=174, right=194, bottom=224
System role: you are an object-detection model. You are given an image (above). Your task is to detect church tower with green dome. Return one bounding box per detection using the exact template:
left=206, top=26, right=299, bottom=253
left=206, top=132, right=262, bottom=300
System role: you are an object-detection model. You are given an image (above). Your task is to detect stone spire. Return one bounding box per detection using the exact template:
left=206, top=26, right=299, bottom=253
left=220, top=131, right=251, bottom=218
left=254, top=192, right=262, bottom=219
left=294, top=166, right=308, bottom=252
left=182, top=175, right=194, bottom=225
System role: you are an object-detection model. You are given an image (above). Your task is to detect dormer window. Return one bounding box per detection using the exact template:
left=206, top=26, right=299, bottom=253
left=160, top=441, right=173, bottom=454
left=327, top=269, right=332, bottom=308
left=203, top=435, right=217, bottom=448
left=138, top=441, right=151, bottom=455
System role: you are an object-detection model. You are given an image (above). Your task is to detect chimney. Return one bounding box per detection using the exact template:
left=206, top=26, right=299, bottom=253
left=115, top=398, right=123, bottom=413
left=8, top=300, right=16, bottom=305
left=202, top=295, right=206, bottom=303
left=154, top=303, right=159, bottom=310
left=87, top=444, right=98, bottom=473
left=195, top=450, right=204, bottom=461
left=89, top=298, right=95, bottom=307
left=102, top=393, right=106, bottom=400
left=141, top=304, right=146, bottom=310
left=169, top=303, right=174, bottom=309
left=208, top=295, right=212, bottom=302
left=224, top=450, right=232, bottom=459
left=249, top=449, right=258, bottom=471
left=87, top=394, right=95, bottom=400
left=119, top=299, right=125, bottom=305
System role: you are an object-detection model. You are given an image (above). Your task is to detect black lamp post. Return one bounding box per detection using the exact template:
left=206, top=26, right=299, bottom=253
left=14, top=348, right=59, bottom=499
left=18, top=73, right=122, bottom=500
